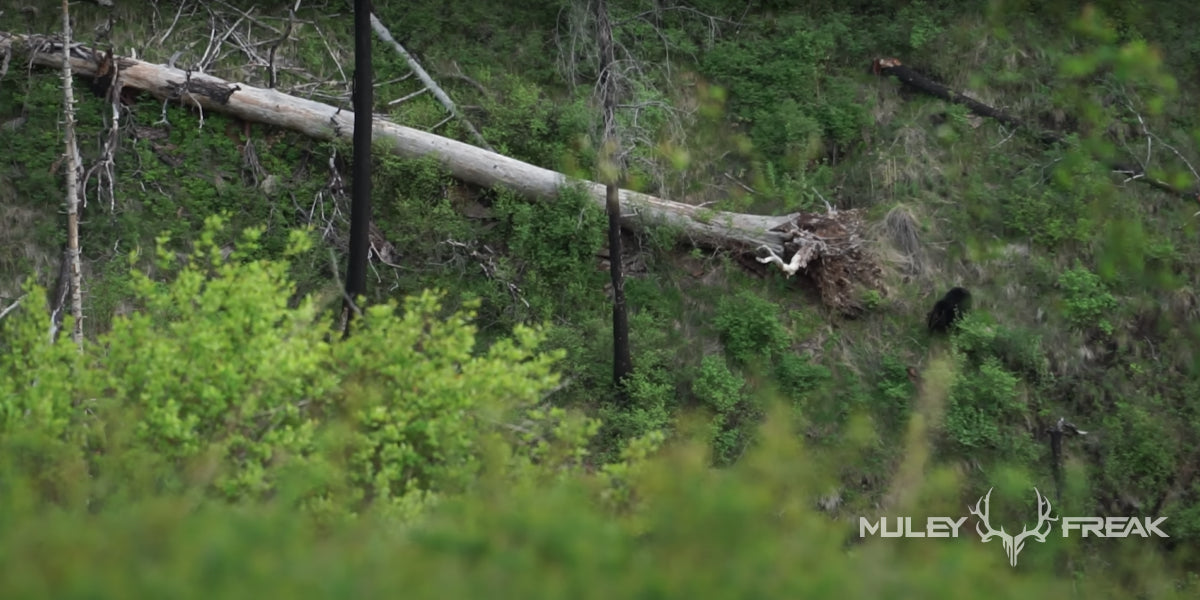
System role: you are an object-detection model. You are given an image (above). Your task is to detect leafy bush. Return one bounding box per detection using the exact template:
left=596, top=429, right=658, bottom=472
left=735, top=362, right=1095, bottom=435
left=596, top=365, right=674, bottom=463
left=693, top=354, right=746, bottom=414
left=1058, top=263, right=1119, bottom=335
left=494, top=186, right=607, bottom=321
left=713, top=290, right=788, bottom=365
left=953, top=315, right=1050, bottom=383
left=873, top=354, right=914, bottom=430
left=943, top=356, right=1023, bottom=451
left=997, top=152, right=1101, bottom=249
left=774, top=353, right=832, bottom=405
left=1099, top=398, right=1177, bottom=508
left=692, top=355, right=758, bottom=465
left=0, top=217, right=570, bottom=514
left=480, top=77, right=592, bottom=170
left=701, top=15, right=868, bottom=164
left=1, top=406, right=1190, bottom=599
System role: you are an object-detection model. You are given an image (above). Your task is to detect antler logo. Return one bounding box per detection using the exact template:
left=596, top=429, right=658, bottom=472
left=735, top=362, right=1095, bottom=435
left=968, top=487, right=1058, bottom=567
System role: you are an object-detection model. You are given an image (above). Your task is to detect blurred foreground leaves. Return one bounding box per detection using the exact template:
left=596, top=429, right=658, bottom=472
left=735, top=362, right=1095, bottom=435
left=0, top=223, right=1194, bottom=598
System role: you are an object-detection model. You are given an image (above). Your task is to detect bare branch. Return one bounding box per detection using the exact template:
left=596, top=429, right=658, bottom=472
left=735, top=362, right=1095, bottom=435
left=369, top=12, right=493, bottom=151
left=0, top=295, right=23, bottom=322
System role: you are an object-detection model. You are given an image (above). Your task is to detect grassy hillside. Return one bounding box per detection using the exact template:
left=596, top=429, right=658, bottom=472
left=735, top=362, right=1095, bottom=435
left=2, top=0, right=1199, bottom=595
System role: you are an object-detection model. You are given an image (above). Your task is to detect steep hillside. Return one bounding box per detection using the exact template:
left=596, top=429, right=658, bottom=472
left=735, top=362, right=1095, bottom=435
left=2, top=1, right=1199, bottom=595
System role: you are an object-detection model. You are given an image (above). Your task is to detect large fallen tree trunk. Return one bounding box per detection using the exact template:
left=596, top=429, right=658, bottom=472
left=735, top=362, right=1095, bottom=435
left=0, top=32, right=797, bottom=256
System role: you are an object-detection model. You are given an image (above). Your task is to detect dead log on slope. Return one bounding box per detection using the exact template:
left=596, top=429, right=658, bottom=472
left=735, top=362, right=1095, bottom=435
left=871, top=57, right=1061, bottom=145
left=0, top=32, right=797, bottom=254
left=871, top=57, right=1200, bottom=201
left=0, top=32, right=885, bottom=315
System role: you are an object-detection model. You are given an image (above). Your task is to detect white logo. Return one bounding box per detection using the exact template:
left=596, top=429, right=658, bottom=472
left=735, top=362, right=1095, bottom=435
left=859, top=487, right=1169, bottom=567
left=968, top=487, right=1056, bottom=567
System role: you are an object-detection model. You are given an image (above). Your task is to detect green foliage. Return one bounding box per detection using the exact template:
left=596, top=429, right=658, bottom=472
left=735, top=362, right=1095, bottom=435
left=0, top=218, right=571, bottom=513
left=494, top=186, right=607, bottom=321
left=953, top=314, right=1050, bottom=383
left=713, top=290, right=788, bottom=365
left=1099, top=397, right=1177, bottom=506
left=998, top=151, right=1100, bottom=248
left=773, top=353, right=832, bottom=405
left=480, top=77, right=592, bottom=170
left=943, top=355, right=1024, bottom=451
left=2, top=406, right=1194, bottom=599
left=692, top=354, right=753, bottom=464
left=940, top=315, right=1048, bottom=458
left=597, top=367, right=673, bottom=461
left=693, top=355, right=746, bottom=414
left=901, top=1, right=947, bottom=51
left=1058, top=263, right=1119, bottom=335
left=701, top=14, right=869, bottom=166
left=873, top=354, right=914, bottom=430
left=3, top=1, right=1200, bottom=589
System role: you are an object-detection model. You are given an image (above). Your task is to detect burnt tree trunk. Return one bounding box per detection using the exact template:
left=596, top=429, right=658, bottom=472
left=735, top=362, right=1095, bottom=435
left=344, top=0, right=374, bottom=333
left=596, top=0, right=633, bottom=391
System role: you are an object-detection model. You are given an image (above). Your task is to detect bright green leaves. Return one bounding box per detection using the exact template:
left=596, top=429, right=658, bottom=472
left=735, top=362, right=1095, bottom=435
left=0, top=220, right=573, bottom=514
left=1058, top=263, right=1119, bottom=335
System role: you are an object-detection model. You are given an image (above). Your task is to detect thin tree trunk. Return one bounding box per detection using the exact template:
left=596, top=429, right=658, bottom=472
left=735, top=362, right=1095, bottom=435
left=344, top=0, right=373, bottom=334
left=595, top=0, right=633, bottom=389
left=60, top=1, right=83, bottom=347
left=2, top=33, right=798, bottom=259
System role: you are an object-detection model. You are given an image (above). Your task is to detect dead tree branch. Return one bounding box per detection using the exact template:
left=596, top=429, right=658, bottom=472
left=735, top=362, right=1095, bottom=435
left=368, top=13, right=494, bottom=151
left=872, top=57, right=1200, bottom=201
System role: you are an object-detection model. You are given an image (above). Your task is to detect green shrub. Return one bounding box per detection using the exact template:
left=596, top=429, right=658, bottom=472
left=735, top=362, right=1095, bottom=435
left=713, top=290, right=788, bottom=365
left=1058, top=263, right=1119, bottom=335
left=873, top=354, right=914, bottom=430
left=943, top=356, right=1023, bottom=451
left=1099, top=398, right=1177, bottom=508
left=597, top=366, right=674, bottom=461
left=494, top=186, right=607, bottom=321
left=1, top=408, right=1187, bottom=599
left=693, top=354, right=746, bottom=414
left=774, top=353, right=832, bottom=405
left=953, top=314, right=1050, bottom=382
left=0, top=217, right=571, bottom=513
left=701, top=15, right=868, bottom=164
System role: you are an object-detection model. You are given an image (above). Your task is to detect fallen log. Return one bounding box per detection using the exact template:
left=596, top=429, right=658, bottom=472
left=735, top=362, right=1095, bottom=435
left=871, top=57, right=1200, bottom=201
left=871, top=58, right=1061, bottom=145
left=0, top=32, right=798, bottom=257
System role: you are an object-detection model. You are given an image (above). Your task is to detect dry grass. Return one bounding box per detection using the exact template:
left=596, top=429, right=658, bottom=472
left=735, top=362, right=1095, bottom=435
left=876, top=203, right=927, bottom=279
left=0, top=201, right=58, bottom=297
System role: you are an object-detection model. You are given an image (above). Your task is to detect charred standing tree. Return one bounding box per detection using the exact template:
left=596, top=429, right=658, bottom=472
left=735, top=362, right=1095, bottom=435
left=345, top=0, right=374, bottom=334
left=596, top=0, right=633, bottom=391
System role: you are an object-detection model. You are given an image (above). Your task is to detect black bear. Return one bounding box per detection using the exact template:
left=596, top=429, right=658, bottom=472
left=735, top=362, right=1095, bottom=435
left=927, top=287, right=971, bottom=333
